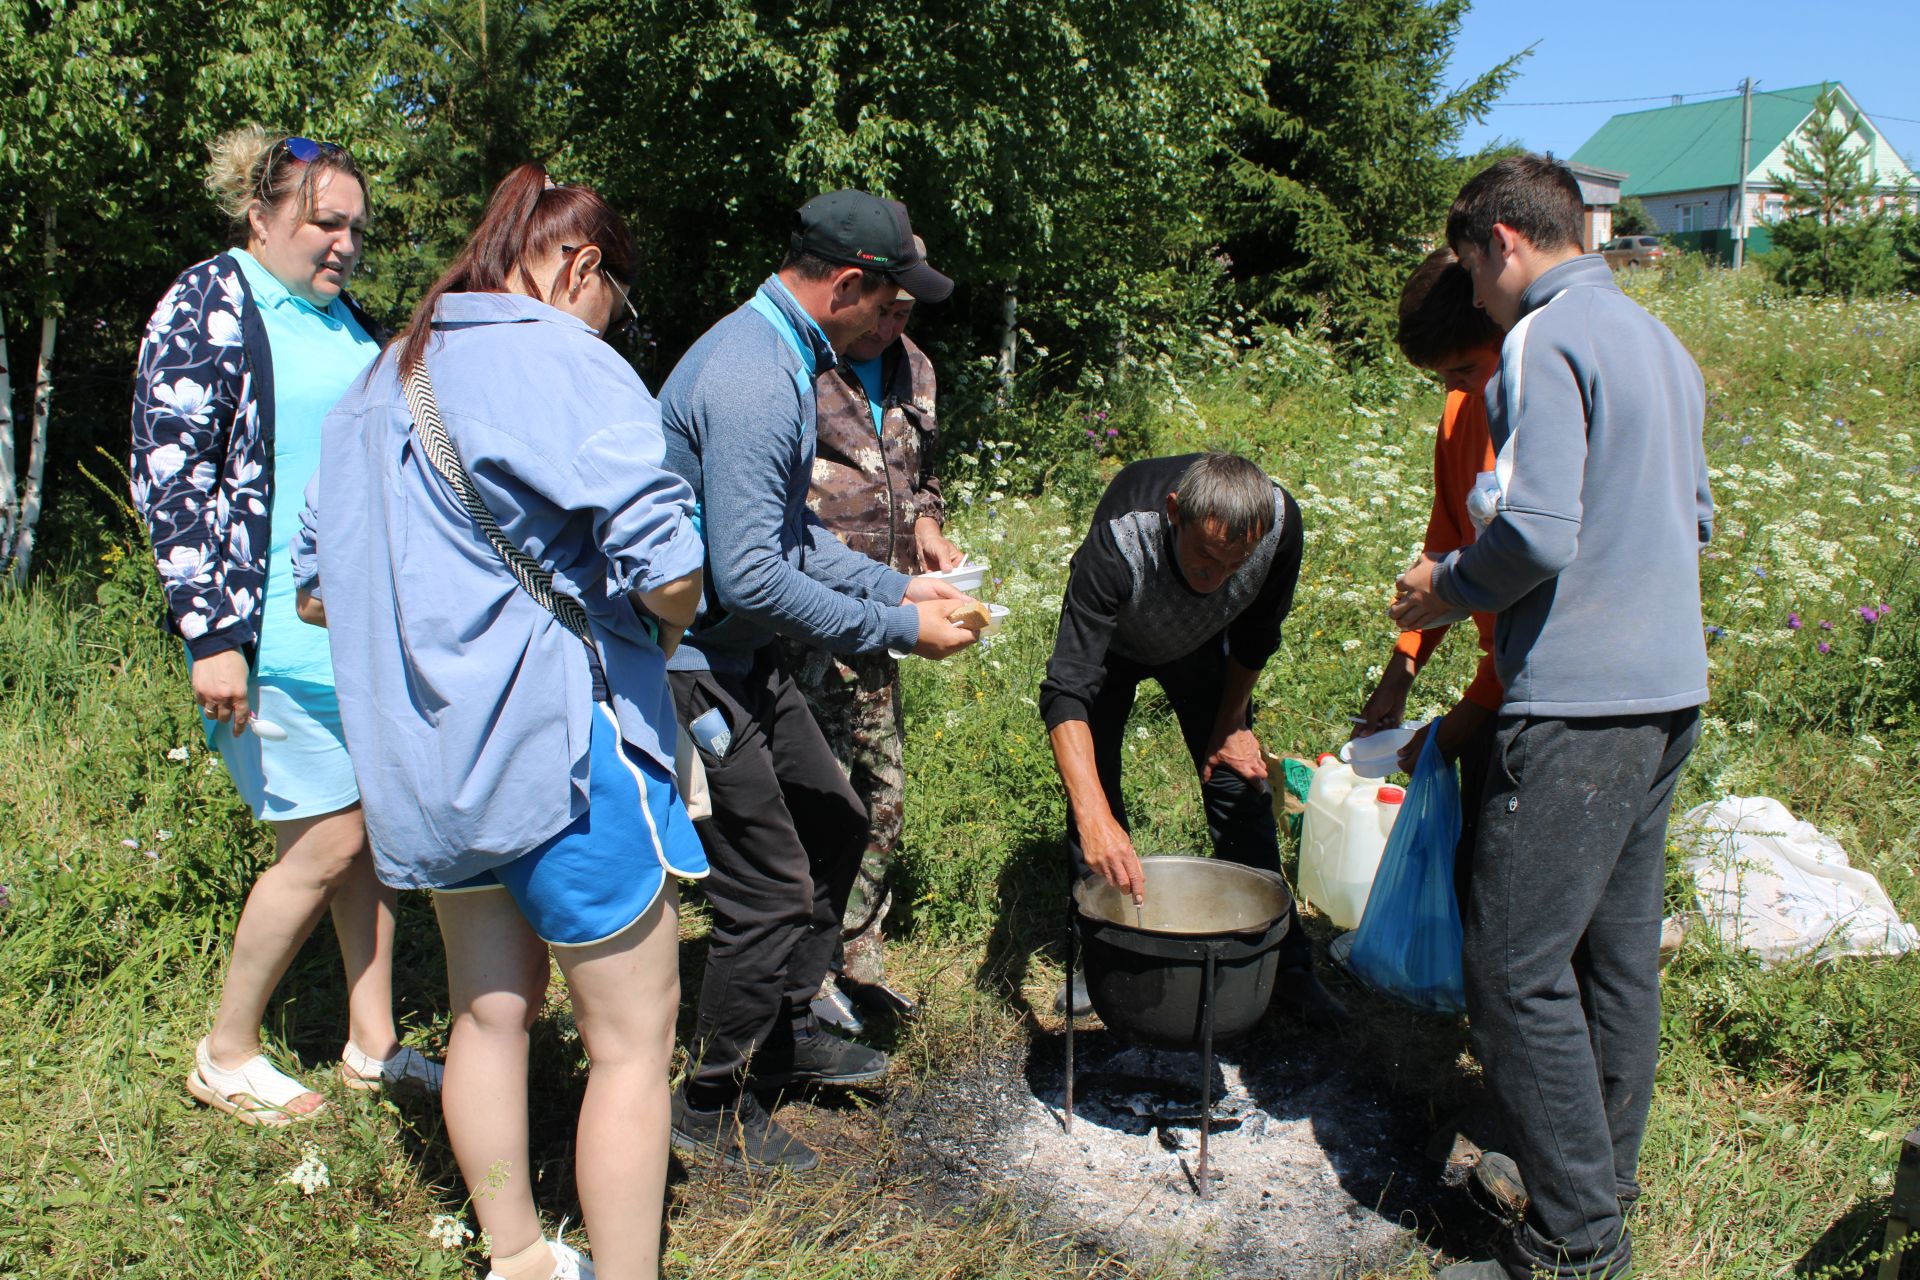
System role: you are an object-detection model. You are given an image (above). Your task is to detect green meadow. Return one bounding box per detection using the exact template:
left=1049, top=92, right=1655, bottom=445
left=2, top=264, right=1916, bottom=1277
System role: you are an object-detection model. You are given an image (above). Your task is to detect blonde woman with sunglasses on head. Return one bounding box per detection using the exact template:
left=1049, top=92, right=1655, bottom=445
left=130, top=126, right=442, bottom=1127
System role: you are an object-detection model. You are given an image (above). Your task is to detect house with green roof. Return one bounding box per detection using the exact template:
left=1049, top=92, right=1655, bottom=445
left=1570, top=82, right=1916, bottom=261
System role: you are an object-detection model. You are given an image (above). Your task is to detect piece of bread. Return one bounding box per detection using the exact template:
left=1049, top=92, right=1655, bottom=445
left=948, top=600, right=991, bottom=631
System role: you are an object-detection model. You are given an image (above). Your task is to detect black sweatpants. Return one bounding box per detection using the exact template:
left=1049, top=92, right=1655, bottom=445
left=1063, top=635, right=1312, bottom=970
left=670, top=648, right=868, bottom=1103
left=1466, top=709, right=1699, bottom=1279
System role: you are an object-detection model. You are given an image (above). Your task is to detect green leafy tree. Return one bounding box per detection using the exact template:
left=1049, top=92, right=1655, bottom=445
left=357, top=0, right=563, bottom=317
left=1216, top=0, right=1519, bottom=355
left=1762, top=86, right=1899, bottom=296
left=1613, top=194, right=1654, bottom=237
left=0, top=0, right=394, bottom=581
left=550, top=0, right=1262, bottom=391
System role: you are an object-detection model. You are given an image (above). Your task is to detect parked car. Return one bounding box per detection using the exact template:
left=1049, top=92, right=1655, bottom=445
left=1600, top=235, right=1666, bottom=270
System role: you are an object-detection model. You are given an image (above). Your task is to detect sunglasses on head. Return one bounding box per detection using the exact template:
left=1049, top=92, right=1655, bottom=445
left=279, top=136, right=344, bottom=163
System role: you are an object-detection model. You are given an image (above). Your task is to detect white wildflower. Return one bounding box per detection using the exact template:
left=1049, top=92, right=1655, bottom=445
left=166, top=746, right=189, bottom=762
left=1340, top=638, right=1363, bottom=652
left=282, top=1146, right=330, bottom=1196
left=428, top=1215, right=474, bottom=1251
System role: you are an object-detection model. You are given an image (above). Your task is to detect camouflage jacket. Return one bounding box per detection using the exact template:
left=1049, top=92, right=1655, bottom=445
left=808, top=334, right=943, bottom=576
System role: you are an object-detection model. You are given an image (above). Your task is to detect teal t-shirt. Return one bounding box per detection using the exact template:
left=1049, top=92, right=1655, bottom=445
left=229, top=249, right=378, bottom=683
left=847, top=354, right=885, bottom=439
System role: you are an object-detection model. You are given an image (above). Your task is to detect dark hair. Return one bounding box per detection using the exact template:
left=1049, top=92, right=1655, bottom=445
left=779, top=247, right=890, bottom=293
left=206, top=124, right=370, bottom=247
left=1396, top=247, right=1502, bottom=367
left=1174, top=453, right=1274, bottom=544
left=1446, top=153, right=1583, bottom=255
left=394, top=163, right=637, bottom=374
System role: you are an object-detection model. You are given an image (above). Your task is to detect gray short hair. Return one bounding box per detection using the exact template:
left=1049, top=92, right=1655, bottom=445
left=1174, top=453, right=1274, bottom=544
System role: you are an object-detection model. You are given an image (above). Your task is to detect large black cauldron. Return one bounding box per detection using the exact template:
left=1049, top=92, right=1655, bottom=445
left=1072, top=856, right=1293, bottom=1049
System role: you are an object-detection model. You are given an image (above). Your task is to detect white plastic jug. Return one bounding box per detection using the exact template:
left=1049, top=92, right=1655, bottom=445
left=1297, top=753, right=1405, bottom=930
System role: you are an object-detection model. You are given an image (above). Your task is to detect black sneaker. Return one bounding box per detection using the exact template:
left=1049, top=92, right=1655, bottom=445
left=670, top=1086, right=819, bottom=1172
left=770, top=1030, right=890, bottom=1088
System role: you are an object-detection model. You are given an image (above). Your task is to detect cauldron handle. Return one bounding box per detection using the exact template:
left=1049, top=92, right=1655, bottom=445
left=1198, top=940, right=1219, bottom=1200
left=1063, top=878, right=1077, bottom=1134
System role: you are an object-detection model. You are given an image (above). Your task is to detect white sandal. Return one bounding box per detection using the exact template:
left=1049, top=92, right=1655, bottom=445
left=186, top=1038, right=327, bottom=1127
left=340, top=1042, right=445, bottom=1094
left=484, top=1233, right=594, bottom=1280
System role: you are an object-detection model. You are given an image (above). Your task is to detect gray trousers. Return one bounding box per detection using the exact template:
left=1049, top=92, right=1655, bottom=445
left=1467, top=709, right=1699, bottom=1279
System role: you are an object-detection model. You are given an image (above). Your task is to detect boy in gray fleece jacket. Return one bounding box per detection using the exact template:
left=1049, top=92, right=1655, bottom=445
left=1391, top=155, right=1711, bottom=1280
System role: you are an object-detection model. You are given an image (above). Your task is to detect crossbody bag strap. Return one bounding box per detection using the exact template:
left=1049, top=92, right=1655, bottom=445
left=401, top=357, right=597, bottom=646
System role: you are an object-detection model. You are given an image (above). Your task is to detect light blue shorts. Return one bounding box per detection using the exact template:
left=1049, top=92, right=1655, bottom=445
left=204, top=676, right=360, bottom=823
left=441, top=703, right=709, bottom=947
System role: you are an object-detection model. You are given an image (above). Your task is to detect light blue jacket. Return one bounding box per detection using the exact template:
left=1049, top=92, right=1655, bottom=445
left=293, top=292, right=703, bottom=888
left=659, top=275, right=920, bottom=673
left=1431, top=254, right=1712, bottom=717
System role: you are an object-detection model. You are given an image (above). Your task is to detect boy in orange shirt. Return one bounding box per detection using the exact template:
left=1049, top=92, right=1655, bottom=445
left=1356, top=247, right=1504, bottom=884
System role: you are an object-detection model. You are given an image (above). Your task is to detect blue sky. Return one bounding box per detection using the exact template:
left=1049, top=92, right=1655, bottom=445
left=1444, top=0, right=1920, bottom=168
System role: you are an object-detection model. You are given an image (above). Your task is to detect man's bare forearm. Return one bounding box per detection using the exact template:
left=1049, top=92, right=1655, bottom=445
left=1050, top=720, right=1116, bottom=830
left=1212, top=657, right=1262, bottom=739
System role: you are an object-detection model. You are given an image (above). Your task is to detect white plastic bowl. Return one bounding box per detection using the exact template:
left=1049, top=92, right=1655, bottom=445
left=1339, top=721, right=1424, bottom=778
left=980, top=602, right=1010, bottom=636
left=926, top=562, right=988, bottom=593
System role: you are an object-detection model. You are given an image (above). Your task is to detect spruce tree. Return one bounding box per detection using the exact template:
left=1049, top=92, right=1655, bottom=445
left=1763, top=86, right=1898, bottom=296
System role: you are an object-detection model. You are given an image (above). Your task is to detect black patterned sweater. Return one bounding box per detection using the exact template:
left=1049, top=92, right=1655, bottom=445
left=1039, top=455, right=1302, bottom=729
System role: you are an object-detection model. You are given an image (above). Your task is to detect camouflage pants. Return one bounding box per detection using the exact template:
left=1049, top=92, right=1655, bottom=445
left=781, top=641, right=904, bottom=984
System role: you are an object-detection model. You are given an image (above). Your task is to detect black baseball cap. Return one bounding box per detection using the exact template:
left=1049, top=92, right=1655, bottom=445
left=792, top=190, right=954, bottom=303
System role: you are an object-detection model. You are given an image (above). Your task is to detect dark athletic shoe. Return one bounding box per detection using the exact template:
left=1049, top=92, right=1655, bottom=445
left=1051, top=971, right=1093, bottom=1018
left=772, top=1030, right=890, bottom=1088
left=670, top=1086, right=819, bottom=1173
left=1269, top=968, right=1354, bottom=1029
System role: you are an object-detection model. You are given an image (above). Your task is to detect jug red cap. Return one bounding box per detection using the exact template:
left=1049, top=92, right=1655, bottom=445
left=1317, top=753, right=1339, bottom=767
left=1376, top=785, right=1406, bottom=804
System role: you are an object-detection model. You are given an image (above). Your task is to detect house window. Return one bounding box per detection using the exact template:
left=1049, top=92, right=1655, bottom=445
left=1677, top=204, right=1699, bottom=233
left=1763, top=195, right=1785, bottom=223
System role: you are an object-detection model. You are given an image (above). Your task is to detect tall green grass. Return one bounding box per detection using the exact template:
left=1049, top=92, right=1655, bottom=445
left=2, top=265, right=1917, bottom=1277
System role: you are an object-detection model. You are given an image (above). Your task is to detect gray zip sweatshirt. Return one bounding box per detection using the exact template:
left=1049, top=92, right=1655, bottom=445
left=1431, top=254, right=1712, bottom=717
left=661, top=276, right=920, bottom=673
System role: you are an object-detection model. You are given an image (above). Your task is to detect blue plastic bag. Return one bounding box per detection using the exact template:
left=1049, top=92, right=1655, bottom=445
left=1344, top=729, right=1466, bottom=1013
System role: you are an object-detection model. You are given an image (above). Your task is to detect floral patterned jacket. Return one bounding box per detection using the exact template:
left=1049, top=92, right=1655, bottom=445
left=130, top=253, right=379, bottom=660
left=807, top=333, right=943, bottom=576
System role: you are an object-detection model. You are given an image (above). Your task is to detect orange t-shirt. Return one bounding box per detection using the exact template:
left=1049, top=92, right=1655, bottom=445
left=1393, top=388, right=1504, bottom=710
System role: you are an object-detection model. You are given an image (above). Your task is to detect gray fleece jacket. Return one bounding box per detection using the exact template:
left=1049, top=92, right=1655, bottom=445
left=1431, top=254, right=1712, bottom=717
left=660, top=276, right=920, bottom=673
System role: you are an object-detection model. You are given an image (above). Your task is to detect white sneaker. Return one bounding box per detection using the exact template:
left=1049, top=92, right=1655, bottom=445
left=484, top=1237, right=594, bottom=1280
left=340, top=1042, right=445, bottom=1094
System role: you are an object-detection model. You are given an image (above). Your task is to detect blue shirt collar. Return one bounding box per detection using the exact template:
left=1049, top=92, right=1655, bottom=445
left=229, top=247, right=337, bottom=319
left=430, top=290, right=600, bottom=332
left=755, top=275, right=838, bottom=375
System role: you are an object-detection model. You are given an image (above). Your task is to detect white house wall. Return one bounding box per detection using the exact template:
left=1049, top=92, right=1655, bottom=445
left=1751, top=90, right=1916, bottom=191
left=1642, top=189, right=1733, bottom=234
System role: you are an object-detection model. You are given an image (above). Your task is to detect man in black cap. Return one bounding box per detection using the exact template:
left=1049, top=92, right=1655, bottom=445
left=658, top=191, right=976, bottom=1172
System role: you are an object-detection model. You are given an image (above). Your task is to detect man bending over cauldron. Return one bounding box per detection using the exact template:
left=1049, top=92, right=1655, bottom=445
left=1039, top=452, right=1348, bottom=1025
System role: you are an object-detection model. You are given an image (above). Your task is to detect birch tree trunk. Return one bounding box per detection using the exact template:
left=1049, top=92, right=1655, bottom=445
left=7, top=214, right=55, bottom=587
left=994, top=282, right=1018, bottom=408
left=0, top=300, right=15, bottom=576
